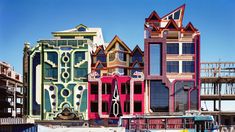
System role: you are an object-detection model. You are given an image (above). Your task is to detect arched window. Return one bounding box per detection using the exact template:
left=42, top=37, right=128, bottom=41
left=77, top=27, right=86, bottom=31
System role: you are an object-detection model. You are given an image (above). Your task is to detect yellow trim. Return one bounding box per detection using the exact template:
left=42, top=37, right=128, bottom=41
left=52, top=32, right=97, bottom=36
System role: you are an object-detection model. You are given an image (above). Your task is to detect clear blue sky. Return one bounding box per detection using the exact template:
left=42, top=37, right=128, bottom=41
left=0, top=0, right=235, bottom=74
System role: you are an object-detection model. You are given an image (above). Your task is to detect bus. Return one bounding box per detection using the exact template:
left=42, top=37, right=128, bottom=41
left=118, top=115, right=219, bottom=132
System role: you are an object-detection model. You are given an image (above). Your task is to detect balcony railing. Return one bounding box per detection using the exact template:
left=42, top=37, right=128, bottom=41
left=39, top=39, right=88, bottom=47
left=201, top=62, right=235, bottom=78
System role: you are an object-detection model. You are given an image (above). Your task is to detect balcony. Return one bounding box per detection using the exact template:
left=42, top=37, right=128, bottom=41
left=39, top=39, right=88, bottom=47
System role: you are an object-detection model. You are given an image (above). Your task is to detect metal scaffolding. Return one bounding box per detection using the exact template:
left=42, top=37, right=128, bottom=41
left=201, top=62, right=235, bottom=126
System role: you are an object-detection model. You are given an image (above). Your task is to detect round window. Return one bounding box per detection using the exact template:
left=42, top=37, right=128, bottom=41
left=62, top=71, right=69, bottom=79
left=49, top=86, right=54, bottom=91
left=78, top=86, right=83, bottom=91
left=62, top=56, right=69, bottom=63
left=76, top=102, right=80, bottom=106
left=52, top=102, right=56, bottom=106
left=51, top=94, right=56, bottom=99
left=76, top=94, right=81, bottom=98
left=62, top=89, right=70, bottom=97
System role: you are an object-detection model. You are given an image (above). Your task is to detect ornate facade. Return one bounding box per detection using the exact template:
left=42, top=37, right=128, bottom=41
left=23, top=4, right=201, bottom=124
left=23, top=24, right=105, bottom=120
left=144, top=4, right=200, bottom=115
left=88, top=36, right=145, bottom=123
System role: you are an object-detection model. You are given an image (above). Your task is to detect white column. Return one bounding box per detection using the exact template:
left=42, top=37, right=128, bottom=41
left=179, top=42, right=182, bottom=55
left=98, top=80, right=102, bottom=117
left=130, top=80, right=134, bottom=115
left=179, top=61, right=182, bottom=73
left=145, top=80, right=148, bottom=114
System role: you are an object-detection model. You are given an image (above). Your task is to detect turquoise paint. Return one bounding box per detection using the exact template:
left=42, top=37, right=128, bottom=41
left=56, top=84, right=65, bottom=106
left=80, top=89, right=87, bottom=112
left=44, top=89, right=51, bottom=112
left=67, top=84, right=76, bottom=105
left=47, top=52, right=58, bottom=64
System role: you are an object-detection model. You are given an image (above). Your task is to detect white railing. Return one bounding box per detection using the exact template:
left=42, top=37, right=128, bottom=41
left=0, top=118, right=35, bottom=124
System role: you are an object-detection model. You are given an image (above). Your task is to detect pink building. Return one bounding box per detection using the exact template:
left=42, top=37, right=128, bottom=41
left=144, top=4, right=200, bottom=115
left=88, top=36, right=145, bottom=125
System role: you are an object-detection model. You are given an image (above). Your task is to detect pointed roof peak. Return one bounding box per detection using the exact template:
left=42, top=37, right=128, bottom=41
left=93, top=45, right=105, bottom=55
left=161, top=4, right=186, bottom=25
left=105, top=35, right=131, bottom=52
left=75, top=24, right=87, bottom=29
left=184, top=22, right=197, bottom=32
left=146, top=10, right=161, bottom=22
left=132, top=45, right=144, bottom=55
left=165, top=19, right=179, bottom=30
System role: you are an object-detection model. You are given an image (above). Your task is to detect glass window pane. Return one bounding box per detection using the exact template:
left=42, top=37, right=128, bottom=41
left=190, top=89, right=198, bottom=110
left=167, top=61, right=179, bottom=73
left=174, top=10, right=180, bottom=19
left=182, top=61, right=195, bottom=73
left=174, top=81, right=194, bottom=112
left=182, top=43, right=195, bottom=54
left=149, top=44, right=161, bottom=75
left=167, top=43, right=179, bottom=54
left=150, top=81, right=169, bottom=112
left=74, top=52, right=85, bottom=64
left=132, top=51, right=143, bottom=62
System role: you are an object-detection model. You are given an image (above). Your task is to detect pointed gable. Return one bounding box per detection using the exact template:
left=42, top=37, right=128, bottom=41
left=165, top=19, right=179, bottom=30
left=75, top=24, right=87, bottom=31
left=151, top=24, right=161, bottom=32
left=93, top=45, right=105, bottom=55
left=132, top=45, right=143, bottom=56
left=184, top=22, right=197, bottom=32
left=105, top=35, right=131, bottom=53
left=145, top=11, right=161, bottom=22
left=161, top=4, right=185, bottom=21
left=95, top=61, right=104, bottom=69
left=131, top=61, right=143, bottom=68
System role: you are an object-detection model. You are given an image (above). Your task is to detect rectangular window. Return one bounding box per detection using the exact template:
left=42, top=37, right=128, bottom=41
left=58, top=40, right=67, bottom=46
left=90, top=102, right=98, bottom=112
left=134, top=101, right=142, bottom=112
left=167, top=61, right=179, bottom=73
left=182, top=43, right=195, bottom=54
left=124, top=68, right=127, bottom=75
left=150, top=80, right=169, bottom=112
left=102, top=83, right=111, bottom=94
left=117, top=68, right=124, bottom=74
left=121, top=83, right=130, bottom=94
left=182, top=61, right=195, bottom=73
left=74, top=51, right=85, bottom=64
left=167, top=43, right=179, bottom=54
left=91, top=83, right=98, bottom=94
left=124, top=101, right=130, bottom=112
left=74, top=68, right=87, bottom=78
left=60, top=36, right=75, bottom=39
left=149, top=44, right=161, bottom=75
left=102, top=102, right=108, bottom=112
left=119, top=52, right=126, bottom=61
left=84, top=36, right=93, bottom=41
left=134, top=82, right=142, bottom=94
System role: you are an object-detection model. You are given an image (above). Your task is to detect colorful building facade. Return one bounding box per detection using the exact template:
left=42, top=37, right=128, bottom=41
left=23, top=4, right=201, bottom=123
left=23, top=24, right=105, bottom=120
left=88, top=36, right=145, bottom=123
left=144, top=4, right=200, bottom=115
